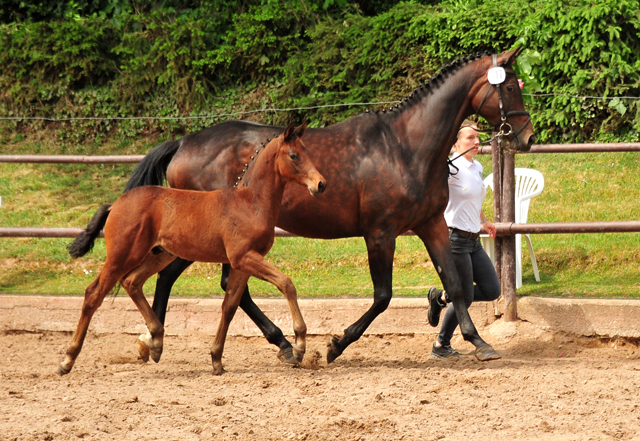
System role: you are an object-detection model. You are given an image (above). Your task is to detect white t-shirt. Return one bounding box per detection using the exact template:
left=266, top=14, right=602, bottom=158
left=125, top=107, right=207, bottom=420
left=444, top=153, right=486, bottom=233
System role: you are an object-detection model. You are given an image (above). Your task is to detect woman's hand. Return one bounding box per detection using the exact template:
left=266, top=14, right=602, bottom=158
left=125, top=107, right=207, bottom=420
left=482, top=220, right=497, bottom=239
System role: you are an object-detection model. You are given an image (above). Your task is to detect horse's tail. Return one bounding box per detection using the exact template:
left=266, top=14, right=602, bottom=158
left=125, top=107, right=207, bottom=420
left=68, top=203, right=112, bottom=259
left=123, top=139, right=181, bottom=193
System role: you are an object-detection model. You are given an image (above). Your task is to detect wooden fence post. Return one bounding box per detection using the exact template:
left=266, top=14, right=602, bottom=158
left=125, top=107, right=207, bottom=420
left=501, top=149, right=517, bottom=321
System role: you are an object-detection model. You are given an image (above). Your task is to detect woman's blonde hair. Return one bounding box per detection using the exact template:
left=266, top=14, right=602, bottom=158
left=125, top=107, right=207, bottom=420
left=451, top=119, right=478, bottom=154
left=457, top=119, right=478, bottom=139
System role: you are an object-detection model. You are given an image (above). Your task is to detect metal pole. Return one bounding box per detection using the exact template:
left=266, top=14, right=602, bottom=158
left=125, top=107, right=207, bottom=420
left=501, top=149, right=517, bottom=321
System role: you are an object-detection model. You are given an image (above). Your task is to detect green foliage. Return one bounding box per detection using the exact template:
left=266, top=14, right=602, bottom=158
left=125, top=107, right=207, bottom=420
left=205, top=1, right=317, bottom=84
left=1, top=0, right=639, bottom=143
left=0, top=19, right=119, bottom=108
left=518, top=0, right=640, bottom=141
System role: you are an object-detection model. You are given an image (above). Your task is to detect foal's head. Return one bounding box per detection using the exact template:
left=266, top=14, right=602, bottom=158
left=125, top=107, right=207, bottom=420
left=273, top=121, right=326, bottom=196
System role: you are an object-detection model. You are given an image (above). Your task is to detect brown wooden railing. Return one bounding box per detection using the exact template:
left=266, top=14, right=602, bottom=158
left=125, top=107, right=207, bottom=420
left=2, top=143, right=640, bottom=319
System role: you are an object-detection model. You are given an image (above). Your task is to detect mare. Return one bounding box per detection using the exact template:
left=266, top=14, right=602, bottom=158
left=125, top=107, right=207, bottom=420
left=60, top=121, right=326, bottom=375
left=97, top=48, right=535, bottom=364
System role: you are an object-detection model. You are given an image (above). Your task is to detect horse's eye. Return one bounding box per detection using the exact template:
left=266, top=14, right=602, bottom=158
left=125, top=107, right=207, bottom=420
left=507, top=85, right=515, bottom=93
left=288, top=150, right=299, bottom=160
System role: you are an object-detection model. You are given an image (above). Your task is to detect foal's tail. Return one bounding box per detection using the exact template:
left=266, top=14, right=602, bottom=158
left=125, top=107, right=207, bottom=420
left=123, top=139, right=181, bottom=192
left=68, top=203, right=112, bottom=259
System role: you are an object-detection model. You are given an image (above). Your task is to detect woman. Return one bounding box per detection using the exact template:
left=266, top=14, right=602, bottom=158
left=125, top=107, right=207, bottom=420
left=427, top=120, right=500, bottom=360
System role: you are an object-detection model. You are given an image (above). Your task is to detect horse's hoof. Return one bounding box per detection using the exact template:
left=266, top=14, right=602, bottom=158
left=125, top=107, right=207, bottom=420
left=326, top=336, right=343, bottom=364
left=473, top=345, right=501, bottom=361
left=137, top=339, right=150, bottom=363
left=212, top=363, right=225, bottom=376
left=277, top=348, right=299, bottom=365
left=150, top=348, right=163, bottom=364
left=292, top=345, right=306, bottom=363
left=293, top=349, right=305, bottom=364
left=57, top=364, right=71, bottom=376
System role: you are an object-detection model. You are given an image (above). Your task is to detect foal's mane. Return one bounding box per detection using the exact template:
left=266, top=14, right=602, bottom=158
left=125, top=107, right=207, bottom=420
left=369, top=50, right=494, bottom=116
left=233, top=131, right=282, bottom=188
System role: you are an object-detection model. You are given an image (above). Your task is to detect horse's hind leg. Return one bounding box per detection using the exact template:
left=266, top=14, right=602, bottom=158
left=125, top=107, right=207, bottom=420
left=221, top=263, right=297, bottom=364
left=326, top=230, right=395, bottom=363
left=59, top=269, right=121, bottom=375
left=210, top=268, right=251, bottom=375
left=414, top=220, right=499, bottom=361
left=121, top=252, right=177, bottom=363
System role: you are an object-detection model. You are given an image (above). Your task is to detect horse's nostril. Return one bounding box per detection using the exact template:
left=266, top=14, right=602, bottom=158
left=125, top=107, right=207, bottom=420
left=317, top=181, right=326, bottom=194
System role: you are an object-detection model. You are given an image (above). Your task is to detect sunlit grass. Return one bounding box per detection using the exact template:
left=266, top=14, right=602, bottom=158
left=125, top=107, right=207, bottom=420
left=1, top=134, right=639, bottom=298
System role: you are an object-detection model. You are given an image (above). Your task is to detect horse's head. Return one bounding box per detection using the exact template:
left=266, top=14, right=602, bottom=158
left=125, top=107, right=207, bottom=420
left=470, top=48, right=536, bottom=151
left=277, top=121, right=327, bottom=196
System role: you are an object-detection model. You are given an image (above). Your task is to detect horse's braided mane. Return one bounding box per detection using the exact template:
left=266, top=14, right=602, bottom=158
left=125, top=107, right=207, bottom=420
left=367, top=50, right=493, bottom=116
left=235, top=51, right=497, bottom=180
left=233, top=132, right=280, bottom=187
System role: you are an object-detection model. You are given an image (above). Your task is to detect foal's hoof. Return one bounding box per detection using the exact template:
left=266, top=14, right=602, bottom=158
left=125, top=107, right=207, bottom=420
left=277, top=348, right=300, bottom=365
left=326, top=336, right=343, bottom=364
left=57, top=364, right=71, bottom=376
left=137, top=339, right=150, bottom=363
left=473, top=345, right=501, bottom=361
left=137, top=333, right=162, bottom=363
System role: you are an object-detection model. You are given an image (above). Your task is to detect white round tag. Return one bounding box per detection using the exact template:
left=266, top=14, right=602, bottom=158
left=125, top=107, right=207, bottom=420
left=487, top=66, right=506, bottom=85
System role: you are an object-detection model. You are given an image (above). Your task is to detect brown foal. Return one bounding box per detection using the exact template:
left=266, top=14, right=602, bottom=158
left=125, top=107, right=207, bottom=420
left=61, top=121, right=326, bottom=375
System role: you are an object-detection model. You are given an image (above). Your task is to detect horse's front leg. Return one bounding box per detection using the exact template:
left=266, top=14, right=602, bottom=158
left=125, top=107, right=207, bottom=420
left=210, top=268, right=251, bottom=375
left=327, top=228, right=395, bottom=363
left=221, top=264, right=297, bottom=364
left=152, top=257, right=194, bottom=324
left=231, top=251, right=307, bottom=364
left=413, top=219, right=500, bottom=361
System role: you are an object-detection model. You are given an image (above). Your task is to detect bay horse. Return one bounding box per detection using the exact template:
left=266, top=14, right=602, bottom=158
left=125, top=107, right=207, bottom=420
left=98, top=48, right=535, bottom=364
left=60, top=121, right=326, bottom=375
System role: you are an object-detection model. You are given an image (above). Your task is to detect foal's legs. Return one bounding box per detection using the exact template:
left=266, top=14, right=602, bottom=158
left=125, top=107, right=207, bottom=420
left=58, top=265, right=123, bottom=375
left=121, top=252, right=177, bottom=363
left=150, top=260, right=297, bottom=364
left=221, top=264, right=297, bottom=364
left=231, top=251, right=307, bottom=362
left=210, top=268, right=251, bottom=375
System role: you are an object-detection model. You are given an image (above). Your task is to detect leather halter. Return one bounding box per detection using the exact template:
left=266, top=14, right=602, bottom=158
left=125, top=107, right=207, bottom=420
left=474, top=54, right=531, bottom=143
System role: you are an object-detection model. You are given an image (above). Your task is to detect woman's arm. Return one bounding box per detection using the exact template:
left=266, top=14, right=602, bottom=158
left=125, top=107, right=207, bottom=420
left=480, top=210, right=496, bottom=239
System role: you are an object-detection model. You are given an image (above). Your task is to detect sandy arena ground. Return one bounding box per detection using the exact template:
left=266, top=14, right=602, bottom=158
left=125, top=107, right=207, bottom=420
left=2, top=320, right=640, bottom=441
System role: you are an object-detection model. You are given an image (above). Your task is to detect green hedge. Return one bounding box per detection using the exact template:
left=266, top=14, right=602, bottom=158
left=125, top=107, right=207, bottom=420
left=1, top=0, right=639, bottom=144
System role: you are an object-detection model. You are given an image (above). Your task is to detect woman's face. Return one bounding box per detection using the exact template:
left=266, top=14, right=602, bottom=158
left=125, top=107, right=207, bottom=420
left=455, top=126, right=480, bottom=162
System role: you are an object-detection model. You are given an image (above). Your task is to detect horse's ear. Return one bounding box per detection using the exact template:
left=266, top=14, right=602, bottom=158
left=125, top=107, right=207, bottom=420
left=497, top=48, right=521, bottom=67
left=294, top=119, right=309, bottom=139
left=283, top=120, right=296, bottom=141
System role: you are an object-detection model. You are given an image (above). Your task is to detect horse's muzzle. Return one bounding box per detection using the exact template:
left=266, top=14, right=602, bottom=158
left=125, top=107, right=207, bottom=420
left=309, top=180, right=327, bottom=196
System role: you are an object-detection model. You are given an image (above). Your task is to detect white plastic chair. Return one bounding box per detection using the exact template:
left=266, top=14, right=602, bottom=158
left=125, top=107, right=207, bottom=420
left=481, top=168, right=544, bottom=289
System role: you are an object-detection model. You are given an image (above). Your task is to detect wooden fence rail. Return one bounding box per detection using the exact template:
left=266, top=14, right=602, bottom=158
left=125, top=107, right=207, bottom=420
left=2, top=143, right=639, bottom=320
